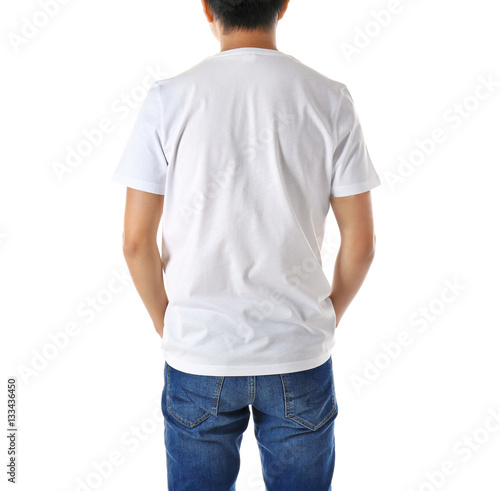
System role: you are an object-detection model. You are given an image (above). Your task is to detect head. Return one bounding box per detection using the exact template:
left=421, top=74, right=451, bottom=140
left=201, top=0, right=290, bottom=47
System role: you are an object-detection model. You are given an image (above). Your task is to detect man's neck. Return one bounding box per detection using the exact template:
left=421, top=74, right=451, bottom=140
left=219, top=30, right=278, bottom=52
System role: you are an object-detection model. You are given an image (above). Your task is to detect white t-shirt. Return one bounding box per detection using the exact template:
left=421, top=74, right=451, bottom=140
left=111, top=47, right=381, bottom=376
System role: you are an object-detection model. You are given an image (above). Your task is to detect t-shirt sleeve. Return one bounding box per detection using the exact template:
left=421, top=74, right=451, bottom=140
left=330, top=85, right=381, bottom=197
left=110, top=81, right=167, bottom=195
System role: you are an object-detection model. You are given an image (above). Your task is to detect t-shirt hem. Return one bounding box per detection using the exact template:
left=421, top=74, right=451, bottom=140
left=111, top=172, right=165, bottom=195
left=331, top=175, right=382, bottom=198
left=162, top=349, right=333, bottom=377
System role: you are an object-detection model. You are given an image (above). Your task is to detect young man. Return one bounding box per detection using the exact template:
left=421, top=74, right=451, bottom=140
left=111, top=0, right=381, bottom=489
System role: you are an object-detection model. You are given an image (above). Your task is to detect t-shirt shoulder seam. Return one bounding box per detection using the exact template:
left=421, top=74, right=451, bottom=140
left=333, top=84, right=349, bottom=145
left=153, top=80, right=169, bottom=166
left=153, top=80, right=163, bottom=140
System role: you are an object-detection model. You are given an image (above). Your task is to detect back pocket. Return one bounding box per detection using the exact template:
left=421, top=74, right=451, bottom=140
left=281, top=357, right=338, bottom=431
left=166, top=363, right=225, bottom=428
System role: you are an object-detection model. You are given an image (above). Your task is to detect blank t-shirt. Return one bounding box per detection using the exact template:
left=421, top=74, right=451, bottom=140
left=111, top=47, right=381, bottom=376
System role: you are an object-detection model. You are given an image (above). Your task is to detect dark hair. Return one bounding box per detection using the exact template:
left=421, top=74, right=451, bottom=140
left=205, top=0, right=287, bottom=34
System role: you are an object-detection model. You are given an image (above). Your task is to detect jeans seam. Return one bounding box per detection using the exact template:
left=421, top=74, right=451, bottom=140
left=167, top=366, right=223, bottom=428
left=280, top=364, right=337, bottom=431
left=250, top=376, right=256, bottom=405
left=212, top=376, right=225, bottom=416
left=281, top=374, right=291, bottom=417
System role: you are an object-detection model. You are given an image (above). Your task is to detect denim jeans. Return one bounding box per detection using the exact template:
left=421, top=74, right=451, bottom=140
left=161, top=355, right=338, bottom=491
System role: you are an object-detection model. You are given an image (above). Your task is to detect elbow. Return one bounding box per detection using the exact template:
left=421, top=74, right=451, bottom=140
left=122, top=240, right=141, bottom=257
left=364, top=233, right=376, bottom=259
left=368, top=233, right=376, bottom=256
left=342, top=232, right=376, bottom=259
left=121, top=231, right=150, bottom=257
left=361, top=244, right=376, bottom=263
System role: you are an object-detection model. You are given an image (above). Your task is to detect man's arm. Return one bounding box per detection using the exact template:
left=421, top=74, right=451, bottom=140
left=121, top=187, right=168, bottom=338
left=329, top=190, right=376, bottom=328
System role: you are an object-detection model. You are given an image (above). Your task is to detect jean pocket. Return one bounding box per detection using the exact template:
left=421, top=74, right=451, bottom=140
left=165, top=363, right=225, bottom=428
left=281, top=357, right=338, bottom=431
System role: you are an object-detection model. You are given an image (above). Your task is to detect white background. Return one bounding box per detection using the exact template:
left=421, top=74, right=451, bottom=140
left=2, top=0, right=500, bottom=490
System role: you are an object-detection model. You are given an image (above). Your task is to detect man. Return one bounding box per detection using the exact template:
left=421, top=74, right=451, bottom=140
left=110, top=0, right=381, bottom=489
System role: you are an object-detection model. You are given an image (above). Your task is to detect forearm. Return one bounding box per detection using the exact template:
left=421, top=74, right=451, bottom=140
left=329, top=244, right=375, bottom=327
left=123, top=243, right=168, bottom=337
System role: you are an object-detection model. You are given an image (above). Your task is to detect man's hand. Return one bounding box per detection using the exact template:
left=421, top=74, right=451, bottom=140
left=329, top=190, right=376, bottom=328
left=121, top=187, right=169, bottom=338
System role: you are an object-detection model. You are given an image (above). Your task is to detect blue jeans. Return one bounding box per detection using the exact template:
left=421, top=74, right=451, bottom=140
left=161, top=356, right=338, bottom=490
